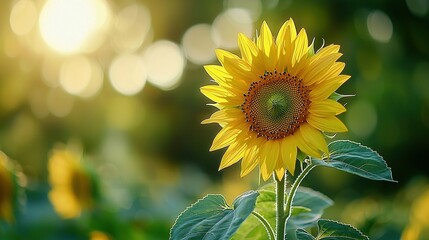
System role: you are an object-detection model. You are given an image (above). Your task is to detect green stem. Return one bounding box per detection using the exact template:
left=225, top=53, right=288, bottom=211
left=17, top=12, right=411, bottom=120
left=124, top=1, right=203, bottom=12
left=284, top=162, right=317, bottom=227
left=251, top=211, right=275, bottom=240
left=275, top=174, right=286, bottom=240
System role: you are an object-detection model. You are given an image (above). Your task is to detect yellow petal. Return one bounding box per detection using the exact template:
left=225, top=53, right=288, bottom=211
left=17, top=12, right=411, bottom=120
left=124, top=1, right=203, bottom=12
left=204, top=65, right=232, bottom=87
left=309, top=75, right=350, bottom=101
left=240, top=145, right=259, bottom=177
left=238, top=33, right=258, bottom=64
left=200, top=85, right=228, bottom=103
left=209, top=126, right=240, bottom=151
left=222, top=56, right=255, bottom=83
left=219, top=141, right=246, bottom=170
left=293, top=128, right=321, bottom=158
left=302, top=53, right=342, bottom=86
left=258, top=21, right=273, bottom=57
left=309, top=99, right=346, bottom=117
left=299, top=124, right=328, bottom=155
left=307, top=115, right=348, bottom=133
left=202, top=108, right=243, bottom=125
left=280, top=137, right=297, bottom=175
left=291, top=29, right=309, bottom=68
left=274, top=165, right=285, bottom=181
left=260, top=141, right=279, bottom=181
left=276, top=18, right=297, bottom=48
left=216, top=49, right=240, bottom=65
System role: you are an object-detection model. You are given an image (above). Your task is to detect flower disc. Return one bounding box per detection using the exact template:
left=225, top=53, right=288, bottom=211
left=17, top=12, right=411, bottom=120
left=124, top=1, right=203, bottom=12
left=242, top=71, right=310, bottom=140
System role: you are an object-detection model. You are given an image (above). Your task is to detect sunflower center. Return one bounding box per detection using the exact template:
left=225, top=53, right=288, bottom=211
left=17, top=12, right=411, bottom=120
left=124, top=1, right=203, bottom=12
left=241, top=71, right=311, bottom=140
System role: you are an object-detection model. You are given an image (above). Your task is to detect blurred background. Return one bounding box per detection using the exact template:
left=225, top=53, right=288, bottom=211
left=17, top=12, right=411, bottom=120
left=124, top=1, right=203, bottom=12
left=0, top=0, right=429, bottom=239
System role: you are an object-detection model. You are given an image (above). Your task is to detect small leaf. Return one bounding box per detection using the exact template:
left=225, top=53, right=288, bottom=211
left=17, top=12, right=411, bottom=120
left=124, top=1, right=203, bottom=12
left=298, top=219, right=369, bottom=240
left=296, top=229, right=316, bottom=240
left=329, top=92, right=354, bottom=101
left=170, top=191, right=259, bottom=240
left=313, top=140, right=396, bottom=182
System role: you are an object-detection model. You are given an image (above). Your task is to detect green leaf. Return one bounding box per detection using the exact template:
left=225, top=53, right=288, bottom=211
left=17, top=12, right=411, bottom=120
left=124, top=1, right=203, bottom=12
left=291, top=206, right=311, bottom=216
left=329, top=92, right=354, bottom=101
left=313, top=140, right=395, bottom=182
left=231, top=189, right=276, bottom=240
left=286, top=187, right=334, bottom=240
left=296, top=229, right=316, bottom=240
left=170, top=191, right=259, bottom=240
left=232, top=186, right=332, bottom=240
left=296, top=219, right=369, bottom=240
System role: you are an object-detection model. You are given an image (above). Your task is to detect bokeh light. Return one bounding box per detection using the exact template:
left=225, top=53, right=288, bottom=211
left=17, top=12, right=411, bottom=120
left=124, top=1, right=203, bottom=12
left=59, top=56, right=104, bottom=98
left=47, top=88, right=74, bottom=117
left=367, top=10, right=393, bottom=43
left=406, top=0, right=429, bottom=17
left=109, top=54, right=147, bottom=95
left=211, top=8, right=253, bottom=49
left=9, top=0, right=38, bottom=36
left=112, top=3, right=152, bottom=53
left=226, top=0, right=262, bottom=20
left=144, top=41, right=185, bottom=90
left=182, top=24, right=216, bottom=65
left=39, top=0, right=110, bottom=54
left=346, top=100, right=378, bottom=138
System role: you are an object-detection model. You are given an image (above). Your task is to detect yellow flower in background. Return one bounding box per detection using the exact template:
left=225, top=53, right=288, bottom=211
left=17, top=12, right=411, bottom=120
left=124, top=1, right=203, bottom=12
left=90, top=230, right=111, bottom=240
left=48, top=148, right=97, bottom=218
left=0, top=152, right=15, bottom=222
left=202, top=19, right=349, bottom=180
left=402, top=188, right=429, bottom=240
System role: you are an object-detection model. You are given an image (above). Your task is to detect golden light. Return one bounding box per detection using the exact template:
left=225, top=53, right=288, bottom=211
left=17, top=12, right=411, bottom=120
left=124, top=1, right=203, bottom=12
left=211, top=9, right=253, bottom=50
left=112, top=3, right=152, bottom=52
left=182, top=24, right=216, bottom=65
left=143, top=41, right=185, bottom=91
left=59, top=56, right=104, bottom=98
left=10, top=0, right=38, bottom=36
left=108, top=54, right=147, bottom=96
left=39, top=0, right=110, bottom=54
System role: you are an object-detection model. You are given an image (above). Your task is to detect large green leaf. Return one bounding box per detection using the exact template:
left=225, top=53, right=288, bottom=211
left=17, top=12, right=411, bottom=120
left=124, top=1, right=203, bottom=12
left=170, top=191, right=258, bottom=240
left=296, top=219, right=369, bottom=240
left=313, top=140, right=395, bottom=182
left=232, top=186, right=332, bottom=240
left=286, top=188, right=333, bottom=240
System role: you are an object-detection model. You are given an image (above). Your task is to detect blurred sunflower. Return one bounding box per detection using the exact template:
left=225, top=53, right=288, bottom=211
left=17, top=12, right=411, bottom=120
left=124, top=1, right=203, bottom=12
left=402, top=188, right=429, bottom=240
left=202, top=19, right=349, bottom=180
left=48, top=148, right=99, bottom=218
left=0, top=152, right=19, bottom=223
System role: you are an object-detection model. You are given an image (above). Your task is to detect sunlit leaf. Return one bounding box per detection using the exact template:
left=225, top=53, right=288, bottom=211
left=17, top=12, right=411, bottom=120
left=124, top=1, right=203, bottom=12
left=170, top=191, right=258, bottom=240
left=232, top=186, right=332, bottom=240
left=313, top=140, right=395, bottom=182
left=286, top=187, right=333, bottom=239
left=296, top=219, right=369, bottom=240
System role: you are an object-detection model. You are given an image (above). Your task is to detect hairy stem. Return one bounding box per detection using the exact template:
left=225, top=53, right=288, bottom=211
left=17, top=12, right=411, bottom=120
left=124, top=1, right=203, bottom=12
left=275, top=174, right=286, bottom=240
left=252, top=211, right=275, bottom=240
left=284, top=162, right=317, bottom=228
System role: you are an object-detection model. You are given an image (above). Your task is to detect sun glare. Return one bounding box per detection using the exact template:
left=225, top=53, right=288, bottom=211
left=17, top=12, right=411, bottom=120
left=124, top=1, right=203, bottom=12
left=39, top=0, right=110, bottom=54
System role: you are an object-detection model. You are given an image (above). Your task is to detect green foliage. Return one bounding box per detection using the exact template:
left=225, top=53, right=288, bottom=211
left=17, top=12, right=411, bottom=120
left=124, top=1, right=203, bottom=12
left=286, top=188, right=334, bottom=239
left=232, top=187, right=332, bottom=240
left=170, top=191, right=258, bottom=240
left=313, top=140, right=395, bottom=182
left=296, top=219, right=369, bottom=240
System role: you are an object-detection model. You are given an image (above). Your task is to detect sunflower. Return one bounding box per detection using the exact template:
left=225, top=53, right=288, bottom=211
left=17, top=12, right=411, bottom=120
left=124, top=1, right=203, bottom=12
left=48, top=148, right=97, bottom=218
left=201, top=19, right=349, bottom=181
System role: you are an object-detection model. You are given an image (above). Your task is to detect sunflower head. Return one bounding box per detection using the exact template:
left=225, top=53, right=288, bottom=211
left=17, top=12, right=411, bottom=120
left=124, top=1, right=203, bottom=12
left=48, top=147, right=99, bottom=218
left=202, top=19, right=349, bottom=181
